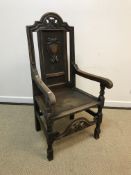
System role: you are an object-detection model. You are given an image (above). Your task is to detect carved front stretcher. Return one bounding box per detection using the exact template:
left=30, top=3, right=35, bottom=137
left=26, top=12, right=113, bottom=161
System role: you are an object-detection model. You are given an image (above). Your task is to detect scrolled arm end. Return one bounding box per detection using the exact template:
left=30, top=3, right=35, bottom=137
left=74, top=64, right=113, bottom=89
left=103, top=78, right=113, bottom=89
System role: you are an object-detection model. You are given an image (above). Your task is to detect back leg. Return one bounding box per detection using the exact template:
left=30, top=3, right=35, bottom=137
left=34, top=100, right=41, bottom=131
left=69, top=114, right=75, bottom=120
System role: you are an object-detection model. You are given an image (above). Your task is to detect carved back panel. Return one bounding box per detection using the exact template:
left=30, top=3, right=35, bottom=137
left=37, top=29, right=68, bottom=87
left=26, top=12, right=75, bottom=88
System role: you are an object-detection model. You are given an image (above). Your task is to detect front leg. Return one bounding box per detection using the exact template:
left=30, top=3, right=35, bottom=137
left=94, top=106, right=103, bottom=139
left=47, top=120, right=54, bottom=161
left=47, top=139, right=53, bottom=161
left=94, top=84, right=105, bottom=139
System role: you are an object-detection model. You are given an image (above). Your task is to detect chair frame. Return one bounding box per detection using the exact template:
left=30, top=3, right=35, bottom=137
left=26, top=12, right=113, bottom=161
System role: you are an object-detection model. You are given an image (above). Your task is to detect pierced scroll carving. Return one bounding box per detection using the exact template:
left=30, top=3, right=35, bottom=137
left=55, top=117, right=96, bottom=140
left=45, top=16, right=58, bottom=27
left=47, top=37, right=61, bottom=64
left=41, top=13, right=63, bottom=28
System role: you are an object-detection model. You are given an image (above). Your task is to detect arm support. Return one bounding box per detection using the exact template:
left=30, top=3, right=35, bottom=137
left=31, top=65, right=56, bottom=105
left=74, top=64, right=113, bottom=89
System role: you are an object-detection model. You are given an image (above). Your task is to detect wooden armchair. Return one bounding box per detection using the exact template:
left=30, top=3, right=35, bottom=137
left=26, top=12, right=113, bottom=161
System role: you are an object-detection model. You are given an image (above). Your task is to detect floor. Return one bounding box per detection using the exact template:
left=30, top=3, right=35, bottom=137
left=0, top=104, right=131, bottom=175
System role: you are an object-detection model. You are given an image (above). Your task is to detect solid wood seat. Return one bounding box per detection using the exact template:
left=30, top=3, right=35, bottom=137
left=26, top=12, right=113, bottom=161
left=35, top=87, right=99, bottom=118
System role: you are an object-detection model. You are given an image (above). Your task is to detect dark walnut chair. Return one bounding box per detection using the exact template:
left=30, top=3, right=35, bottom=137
left=26, top=12, right=113, bottom=161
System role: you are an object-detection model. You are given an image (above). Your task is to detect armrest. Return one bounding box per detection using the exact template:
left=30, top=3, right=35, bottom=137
left=31, top=65, right=56, bottom=105
left=74, top=64, right=113, bottom=89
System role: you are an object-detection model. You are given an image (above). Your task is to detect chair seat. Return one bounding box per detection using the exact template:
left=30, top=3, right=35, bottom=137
left=36, top=87, right=99, bottom=118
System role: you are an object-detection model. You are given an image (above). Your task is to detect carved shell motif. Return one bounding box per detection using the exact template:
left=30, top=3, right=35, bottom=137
left=47, top=37, right=61, bottom=64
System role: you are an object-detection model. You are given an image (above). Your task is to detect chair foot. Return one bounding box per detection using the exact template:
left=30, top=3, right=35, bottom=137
left=47, top=148, right=53, bottom=161
left=69, top=114, right=74, bottom=120
left=94, top=128, right=101, bottom=139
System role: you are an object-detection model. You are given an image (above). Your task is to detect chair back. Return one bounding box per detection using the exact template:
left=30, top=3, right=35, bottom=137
left=26, top=12, right=75, bottom=88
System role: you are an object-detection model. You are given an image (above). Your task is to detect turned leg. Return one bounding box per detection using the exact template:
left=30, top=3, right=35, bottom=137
left=94, top=84, right=105, bottom=139
left=47, top=121, right=54, bottom=161
left=94, top=106, right=103, bottom=139
left=34, top=100, right=41, bottom=131
left=69, top=114, right=75, bottom=120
